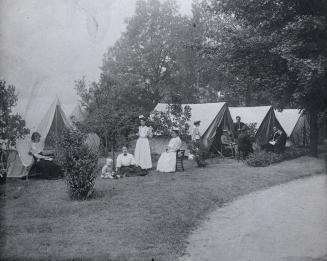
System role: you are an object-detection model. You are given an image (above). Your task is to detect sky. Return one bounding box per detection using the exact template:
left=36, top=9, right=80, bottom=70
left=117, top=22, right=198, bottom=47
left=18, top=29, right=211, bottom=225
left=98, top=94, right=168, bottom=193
left=0, top=0, right=192, bottom=110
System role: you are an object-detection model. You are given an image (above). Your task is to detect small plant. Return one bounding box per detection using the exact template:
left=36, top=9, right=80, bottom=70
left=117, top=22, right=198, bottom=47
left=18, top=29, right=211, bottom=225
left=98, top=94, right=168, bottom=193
left=56, top=129, right=99, bottom=200
left=188, top=141, right=209, bottom=167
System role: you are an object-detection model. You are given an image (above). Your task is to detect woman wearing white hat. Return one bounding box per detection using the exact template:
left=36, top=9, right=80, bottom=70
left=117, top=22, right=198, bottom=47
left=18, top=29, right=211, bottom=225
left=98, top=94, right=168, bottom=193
left=156, top=128, right=182, bottom=172
left=134, top=115, right=152, bottom=170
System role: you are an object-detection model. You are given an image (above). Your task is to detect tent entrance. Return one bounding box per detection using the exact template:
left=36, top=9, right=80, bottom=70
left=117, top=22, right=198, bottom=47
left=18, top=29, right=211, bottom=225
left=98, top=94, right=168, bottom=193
left=209, top=125, right=223, bottom=155
left=44, top=105, right=69, bottom=150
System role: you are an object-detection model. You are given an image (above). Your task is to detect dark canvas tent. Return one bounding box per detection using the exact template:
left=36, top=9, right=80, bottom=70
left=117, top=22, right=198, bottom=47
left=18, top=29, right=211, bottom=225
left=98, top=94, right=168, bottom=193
left=229, top=106, right=284, bottom=145
left=275, top=109, right=310, bottom=146
left=7, top=97, right=72, bottom=178
left=153, top=102, right=235, bottom=153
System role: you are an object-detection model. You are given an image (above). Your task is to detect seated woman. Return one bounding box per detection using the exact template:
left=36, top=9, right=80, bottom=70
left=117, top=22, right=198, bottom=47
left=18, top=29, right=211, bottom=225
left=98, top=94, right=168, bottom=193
left=29, top=132, right=62, bottom=179
left=156, top=128, right=182, bottom=173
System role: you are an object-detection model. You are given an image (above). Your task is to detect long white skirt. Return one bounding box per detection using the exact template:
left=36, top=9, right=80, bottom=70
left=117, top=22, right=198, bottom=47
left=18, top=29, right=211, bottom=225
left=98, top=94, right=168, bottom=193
left=156, top=151, right=176, bottom=172
left=134, top=138, right=152, bottom=169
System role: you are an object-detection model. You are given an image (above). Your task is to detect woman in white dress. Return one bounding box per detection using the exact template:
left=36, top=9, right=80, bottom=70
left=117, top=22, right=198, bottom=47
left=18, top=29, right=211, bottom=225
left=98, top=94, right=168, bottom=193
left=134, top=116, right=152, bottom=170
left=156, top=129, right=182, bottom=173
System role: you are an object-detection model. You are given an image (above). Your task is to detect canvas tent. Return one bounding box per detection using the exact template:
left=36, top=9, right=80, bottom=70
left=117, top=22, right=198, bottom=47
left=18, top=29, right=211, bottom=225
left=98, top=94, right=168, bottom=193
left=7, top=97, right=72, bottom=178
left=229, top=106, right=284, bottom=145
left=152, top=102, right=235, bottom=153
left=64, top=103, right=87, bottom=123
left=275, top=109, right=310, bottom=146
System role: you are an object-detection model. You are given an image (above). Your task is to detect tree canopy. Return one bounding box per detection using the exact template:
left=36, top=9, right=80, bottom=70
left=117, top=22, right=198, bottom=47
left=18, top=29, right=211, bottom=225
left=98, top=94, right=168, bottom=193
left=76, top=0, right=326, bottom=156
left=0, top=80, right=29, bottom=149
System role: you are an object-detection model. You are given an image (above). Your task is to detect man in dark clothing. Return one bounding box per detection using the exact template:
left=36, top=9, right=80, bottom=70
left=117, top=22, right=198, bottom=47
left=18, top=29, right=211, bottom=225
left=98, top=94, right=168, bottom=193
left=262, top=126, right=287, bottom=153
left=237, top=129, right=253, bottom=158
left=234, top=116, right=247, bottom=138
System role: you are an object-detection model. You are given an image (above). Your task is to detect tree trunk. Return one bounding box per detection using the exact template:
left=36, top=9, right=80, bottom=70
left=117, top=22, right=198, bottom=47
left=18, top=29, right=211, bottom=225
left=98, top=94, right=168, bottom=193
left=309, top=112, right=318, bottom=157
left=111, top=137, right=115, bottom=171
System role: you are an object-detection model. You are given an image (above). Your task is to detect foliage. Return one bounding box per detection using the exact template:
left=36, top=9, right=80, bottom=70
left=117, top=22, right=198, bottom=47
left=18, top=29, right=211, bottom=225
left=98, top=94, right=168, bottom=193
left=188, top=141, right=209, bottom=167
left=100, top=0, right=202, bottom=110
left=200, top=0, right=327, bottom=156
left=75, top=76, right=142, bottom=155
left=245, top=147, right=308, bottom=167
left=0, top=80, right=29, bottom=180
left=247, top=123, right=258, bottom=139
left=56, top=129, right=99, bottom=200
left=0, top=80, right=29, bottom=148
left=150, top=103, right=191, bottom=140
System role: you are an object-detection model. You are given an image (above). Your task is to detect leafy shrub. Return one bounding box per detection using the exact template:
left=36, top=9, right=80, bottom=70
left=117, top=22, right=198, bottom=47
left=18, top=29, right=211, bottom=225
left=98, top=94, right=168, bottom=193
left=56, top=129, right=99, bottom=200
left=150, top=104, right=191, bottom=140
left=246, top=147, right=308, bottom=167
left=247, top=122, right=258, bottom=139
left=188, top=141, right=209, bottom=167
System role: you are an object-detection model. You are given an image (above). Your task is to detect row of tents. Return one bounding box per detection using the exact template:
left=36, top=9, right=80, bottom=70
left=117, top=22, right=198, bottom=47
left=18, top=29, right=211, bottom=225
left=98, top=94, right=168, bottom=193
left=7, top=97, right=310, bottom=177
left=153, top=103, right=310, bottom=154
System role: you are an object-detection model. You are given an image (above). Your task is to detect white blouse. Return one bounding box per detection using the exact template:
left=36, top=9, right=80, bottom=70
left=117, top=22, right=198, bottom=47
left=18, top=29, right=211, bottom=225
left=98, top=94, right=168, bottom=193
left=168, top=137, right=182, bottom=152
left=116, top=153, right=136, bottom=168
left=138, top=126, right=151, bottom=138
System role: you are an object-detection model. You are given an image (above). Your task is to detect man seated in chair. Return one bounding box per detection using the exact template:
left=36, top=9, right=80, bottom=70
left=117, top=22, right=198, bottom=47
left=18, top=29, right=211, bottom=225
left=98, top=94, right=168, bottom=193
left=262, top=126, right=287, bottom=153
left=116, top=146, right=147, bottom=177
left=220, top=129, right=236, bottom=156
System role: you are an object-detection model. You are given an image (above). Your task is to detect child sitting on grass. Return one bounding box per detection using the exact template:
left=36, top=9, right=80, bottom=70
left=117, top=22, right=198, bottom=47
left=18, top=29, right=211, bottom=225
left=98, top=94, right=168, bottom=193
left=101, top=158, right=119, bottom=179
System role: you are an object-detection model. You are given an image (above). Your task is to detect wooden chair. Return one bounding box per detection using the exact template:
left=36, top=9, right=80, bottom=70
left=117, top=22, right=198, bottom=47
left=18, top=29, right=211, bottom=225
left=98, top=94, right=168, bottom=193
left=175, top=149, right=185, bottom=171
left=221, top=143, right=236, bottom=158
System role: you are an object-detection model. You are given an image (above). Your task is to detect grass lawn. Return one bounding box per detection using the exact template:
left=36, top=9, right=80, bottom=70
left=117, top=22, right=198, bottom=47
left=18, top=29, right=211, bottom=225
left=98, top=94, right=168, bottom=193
left=0, top=155, right=326, bottom=261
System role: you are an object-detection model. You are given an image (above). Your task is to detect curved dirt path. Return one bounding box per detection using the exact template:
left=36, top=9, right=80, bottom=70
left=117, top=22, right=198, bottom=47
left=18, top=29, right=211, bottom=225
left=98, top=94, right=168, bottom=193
left=180, top=175, right=327, bottom=261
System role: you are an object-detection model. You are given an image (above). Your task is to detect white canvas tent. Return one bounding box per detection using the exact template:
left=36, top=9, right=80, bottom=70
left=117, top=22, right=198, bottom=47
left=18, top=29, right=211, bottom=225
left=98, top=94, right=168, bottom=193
left=7, top=97, right=72, bottom=178
left=152, top=103, right=234, bottom=153
left=275, top=109, right=310, bottom=146
left=229, top=106, right=284, bottom=145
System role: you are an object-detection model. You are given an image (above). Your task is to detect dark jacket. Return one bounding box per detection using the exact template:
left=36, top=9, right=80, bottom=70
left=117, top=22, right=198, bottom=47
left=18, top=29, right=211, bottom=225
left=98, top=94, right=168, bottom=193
left=234, top=122, right=247, bottom=137
left=271, top=130, right=287, bottom=152
left=237, top=132, right=253, bottom=153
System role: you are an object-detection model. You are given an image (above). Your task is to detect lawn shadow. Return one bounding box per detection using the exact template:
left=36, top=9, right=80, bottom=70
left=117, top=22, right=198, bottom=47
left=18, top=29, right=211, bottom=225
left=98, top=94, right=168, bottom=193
left=88, top=187, right=120, bottom=200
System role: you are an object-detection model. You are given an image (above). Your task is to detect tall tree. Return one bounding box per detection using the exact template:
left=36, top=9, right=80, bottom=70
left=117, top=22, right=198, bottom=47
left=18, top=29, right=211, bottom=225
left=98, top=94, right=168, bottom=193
left=0, top=80, right=29, bottom=179
left=101, top=0, right=200, bottom=110
left=0, top=80, right=29, bottom=148
left=204, top=0, right=327, bottom=156
left=75, top=75, right=142, bottom=166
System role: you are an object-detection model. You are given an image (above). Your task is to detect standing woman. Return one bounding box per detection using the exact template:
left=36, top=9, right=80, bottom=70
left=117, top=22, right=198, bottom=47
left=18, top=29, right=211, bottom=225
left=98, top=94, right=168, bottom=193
left=192, top=120, right=201, bottom=142
left=134, top=115, right=152, bottom=170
